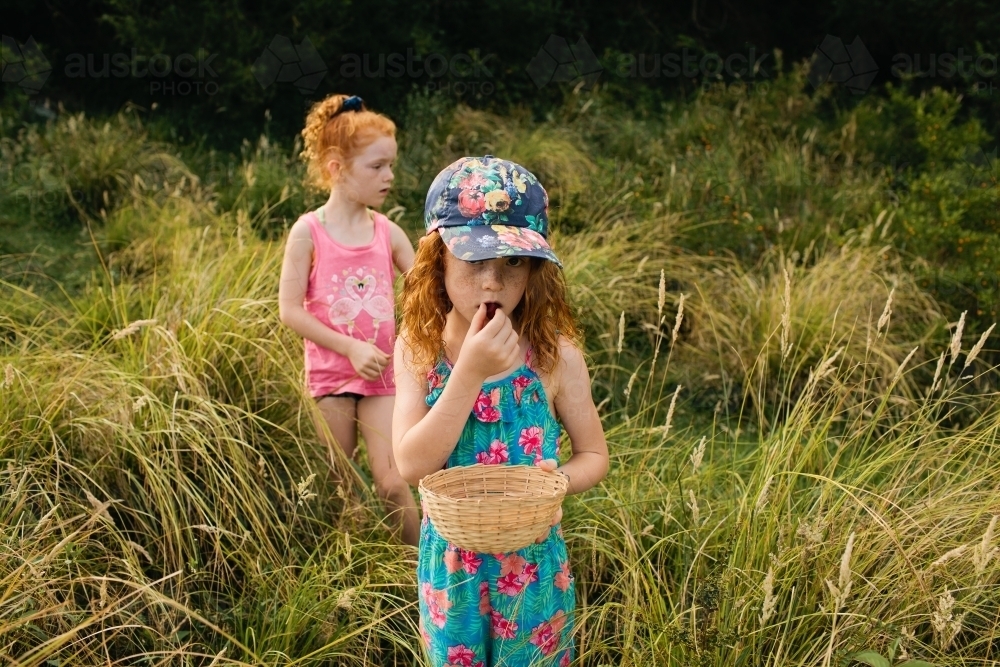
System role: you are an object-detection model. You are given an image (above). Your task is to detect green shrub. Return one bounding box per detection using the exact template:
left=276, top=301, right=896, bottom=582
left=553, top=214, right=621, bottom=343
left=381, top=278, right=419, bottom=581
left=0, top=111, right=193, bottom=226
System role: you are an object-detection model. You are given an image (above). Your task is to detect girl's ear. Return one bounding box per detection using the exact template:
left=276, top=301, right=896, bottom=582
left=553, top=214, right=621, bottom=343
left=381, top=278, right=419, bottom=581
left=325, top=157, right=342, bottom=183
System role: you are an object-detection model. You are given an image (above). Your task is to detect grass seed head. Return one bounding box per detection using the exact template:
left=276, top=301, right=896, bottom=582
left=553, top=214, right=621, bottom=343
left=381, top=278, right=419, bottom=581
left=949, top=311, right=967, bottom=364
left=780, top=267, right=792, bottom=360
left=825, top=531, right=855, bottom=610
left=690, top=436, right=706, bottom=472
left=754, top=475, right=774, bottom=513
left=128, top=540, right=152, bottom=563
left=661, top=384, right=682, bottom=438
left=337, top=586, right=357, bottom=610
left=672, top=294, right=686, bottom=345
left=931, top=349, right=947, bottom=392
left=963, top=323, right=995, bottom=370
left=797, top=517, right=825, bottom=549
left=760, top=565, right=777, bottom=625
left=623, top=370, right=638, bottom=398
left=208, top=648, right=227, bottom=667
left=839, top=532, right=855, bottom=592
left=893, top=346, right=919, bottom=381
left=687, top=488, right=700, bottom=526
left=877, top=287, right=894, bottom=334
left=111, top=318, right=157, bottom=340
left=296, top=473, right=318, bottom=506
left=657, top=269, right=666, bottom=318
left=617, top=311, right=625, bottom=354
left=898, top=627, right=915, bottom=660
left=85, top=489, right=114, bottom=524
left=931, top=543, right=969, bottom=569
left=972, top=515, right=998, bottom=576
left=931, top=588, right=965, bottom=650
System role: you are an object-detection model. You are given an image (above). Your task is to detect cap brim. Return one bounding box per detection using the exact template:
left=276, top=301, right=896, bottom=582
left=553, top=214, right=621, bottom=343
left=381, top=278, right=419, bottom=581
left=437, top=224, right=562, bottom=268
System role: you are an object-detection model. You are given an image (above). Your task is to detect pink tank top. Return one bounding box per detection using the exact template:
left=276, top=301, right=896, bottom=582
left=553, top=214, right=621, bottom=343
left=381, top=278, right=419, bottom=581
left=302, top=209, right=396, bottom=397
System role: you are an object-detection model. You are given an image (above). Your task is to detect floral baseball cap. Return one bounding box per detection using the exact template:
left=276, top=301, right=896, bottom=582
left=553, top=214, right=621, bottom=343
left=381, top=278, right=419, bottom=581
left=423, top=155, right=561, bottom=267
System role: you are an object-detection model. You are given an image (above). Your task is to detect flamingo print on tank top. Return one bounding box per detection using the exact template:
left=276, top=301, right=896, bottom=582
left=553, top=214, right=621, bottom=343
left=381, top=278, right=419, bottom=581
left=327, top=265, right=393, bottom=342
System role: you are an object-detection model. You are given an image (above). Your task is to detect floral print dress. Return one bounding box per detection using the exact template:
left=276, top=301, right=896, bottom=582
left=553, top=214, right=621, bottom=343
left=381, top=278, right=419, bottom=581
left=418, top=347, right=575, bottom=667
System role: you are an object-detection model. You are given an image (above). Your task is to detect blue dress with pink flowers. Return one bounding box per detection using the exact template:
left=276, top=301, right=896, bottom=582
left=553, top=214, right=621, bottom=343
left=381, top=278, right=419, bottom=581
left=417, top=346, right=575, bottom=667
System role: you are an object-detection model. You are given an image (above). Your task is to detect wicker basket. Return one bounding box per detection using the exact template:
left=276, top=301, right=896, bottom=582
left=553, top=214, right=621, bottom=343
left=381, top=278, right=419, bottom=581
left=419, top=464, right=568, bottom=553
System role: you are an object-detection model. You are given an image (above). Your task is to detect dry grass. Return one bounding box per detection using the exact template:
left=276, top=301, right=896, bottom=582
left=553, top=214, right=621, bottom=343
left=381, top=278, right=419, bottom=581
left=3, top=80, right=999, bottom=666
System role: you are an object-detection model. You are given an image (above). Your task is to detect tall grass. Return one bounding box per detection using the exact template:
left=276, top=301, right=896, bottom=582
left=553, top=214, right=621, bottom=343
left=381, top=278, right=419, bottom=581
left=3, top=71, right=999, bottom=665
left=4, top=197, right=998, bottom=664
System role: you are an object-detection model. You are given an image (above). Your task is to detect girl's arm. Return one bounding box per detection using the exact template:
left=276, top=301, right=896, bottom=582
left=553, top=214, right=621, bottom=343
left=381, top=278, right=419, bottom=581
left=388, top=221, right=415, bottom=274
left=550, top=337, right=609, bottom=495
left=392, top=305, right=522, bottom=486
left=278, top=217, right=388, bottom=380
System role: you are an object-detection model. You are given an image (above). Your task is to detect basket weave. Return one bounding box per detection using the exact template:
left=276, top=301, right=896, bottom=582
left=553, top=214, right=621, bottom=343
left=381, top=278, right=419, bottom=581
left=419, top=464, right=568, bottom=553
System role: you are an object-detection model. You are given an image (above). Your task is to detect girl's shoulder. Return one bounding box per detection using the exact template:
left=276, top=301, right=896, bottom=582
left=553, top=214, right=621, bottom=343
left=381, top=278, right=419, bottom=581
left=536, top=335, right=586, bottom=395
left=287, top=211, right=319, bottom=243
left=375, top=211, right=409, bottom=242
left=394, top=331, right=439, bottom=396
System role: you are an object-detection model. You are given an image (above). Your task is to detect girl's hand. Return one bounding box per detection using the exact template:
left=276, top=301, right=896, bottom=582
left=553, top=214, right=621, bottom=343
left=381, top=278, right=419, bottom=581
left=457, top=303, right=520, bottom=382
left=535, top=458, right=564, bottom=543
left=347, top=339, right=391, bottom=381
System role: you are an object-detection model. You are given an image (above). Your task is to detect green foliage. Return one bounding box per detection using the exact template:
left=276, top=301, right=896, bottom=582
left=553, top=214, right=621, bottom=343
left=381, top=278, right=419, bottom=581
left=849, top=85, right=999, bottom=321
left=3, top=64, right=1000, bottom=665
left=210, top=134, right=319, bottom=240
left=848, top=648, right=936, bottom=667
left=0, top=110, right=193, bottom=226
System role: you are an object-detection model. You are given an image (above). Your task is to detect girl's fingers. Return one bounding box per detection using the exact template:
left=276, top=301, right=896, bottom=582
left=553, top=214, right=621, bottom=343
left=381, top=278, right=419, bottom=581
left=550, top=506, right=563, bottom=527
left=488, top=307, right=510, bottom=335
left=537, top=458, right=559, bottom=472
left=470, top=302, right=488, bottom=333
left=502, top=326, right=518, bottom=350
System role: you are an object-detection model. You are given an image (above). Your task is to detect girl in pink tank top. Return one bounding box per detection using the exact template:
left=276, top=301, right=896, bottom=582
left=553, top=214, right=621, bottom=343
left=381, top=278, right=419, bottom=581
left=278, top=94, right=420, bottom=545
left=303, top=206, right=398, bottom=397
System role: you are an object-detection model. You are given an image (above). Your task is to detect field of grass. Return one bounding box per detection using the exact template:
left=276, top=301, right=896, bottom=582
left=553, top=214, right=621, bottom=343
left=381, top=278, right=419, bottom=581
left=2, top=64, right=999, bottom=665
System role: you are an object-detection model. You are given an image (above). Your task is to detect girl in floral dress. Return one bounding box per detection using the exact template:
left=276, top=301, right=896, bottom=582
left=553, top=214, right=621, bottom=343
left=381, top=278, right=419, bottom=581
left=392, top=156, right=609, bottom=666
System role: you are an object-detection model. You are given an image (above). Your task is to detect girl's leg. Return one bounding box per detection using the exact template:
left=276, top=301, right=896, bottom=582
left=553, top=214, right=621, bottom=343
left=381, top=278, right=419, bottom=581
left=313, top=395, right=359, bottom=474
left=357, top=395, right=420, bottom=546
left=491, top=530, right=575, bottom=666
left=418, top=525, right=491, bottom=667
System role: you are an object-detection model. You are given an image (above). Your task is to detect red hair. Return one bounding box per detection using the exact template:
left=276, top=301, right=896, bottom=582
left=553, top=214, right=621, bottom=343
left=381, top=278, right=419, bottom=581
left=300, top=94, right=396, bottom=191
left=400, top=233, right=581, bottom=375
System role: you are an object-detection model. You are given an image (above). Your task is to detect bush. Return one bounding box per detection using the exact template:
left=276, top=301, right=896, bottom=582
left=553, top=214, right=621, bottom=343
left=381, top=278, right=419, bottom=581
left=0, top=110, right=194, bottom=226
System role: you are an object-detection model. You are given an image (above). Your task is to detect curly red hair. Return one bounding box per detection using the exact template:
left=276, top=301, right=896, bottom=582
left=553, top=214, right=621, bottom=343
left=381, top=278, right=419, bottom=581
left=400, top=233, right=581, bottom=376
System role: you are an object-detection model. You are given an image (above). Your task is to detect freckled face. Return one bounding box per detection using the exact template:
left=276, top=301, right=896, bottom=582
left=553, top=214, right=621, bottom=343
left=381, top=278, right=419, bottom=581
left=443, top=251, right=531, bottom=327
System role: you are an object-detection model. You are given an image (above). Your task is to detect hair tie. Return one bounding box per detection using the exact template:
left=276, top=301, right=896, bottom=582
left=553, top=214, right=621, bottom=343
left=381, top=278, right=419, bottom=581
left=331, top=95, right=364, bottom=119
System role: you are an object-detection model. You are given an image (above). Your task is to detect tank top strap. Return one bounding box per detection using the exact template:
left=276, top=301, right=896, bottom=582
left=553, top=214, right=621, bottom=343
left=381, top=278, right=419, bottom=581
left=371, top=210, right=393, bottom=257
